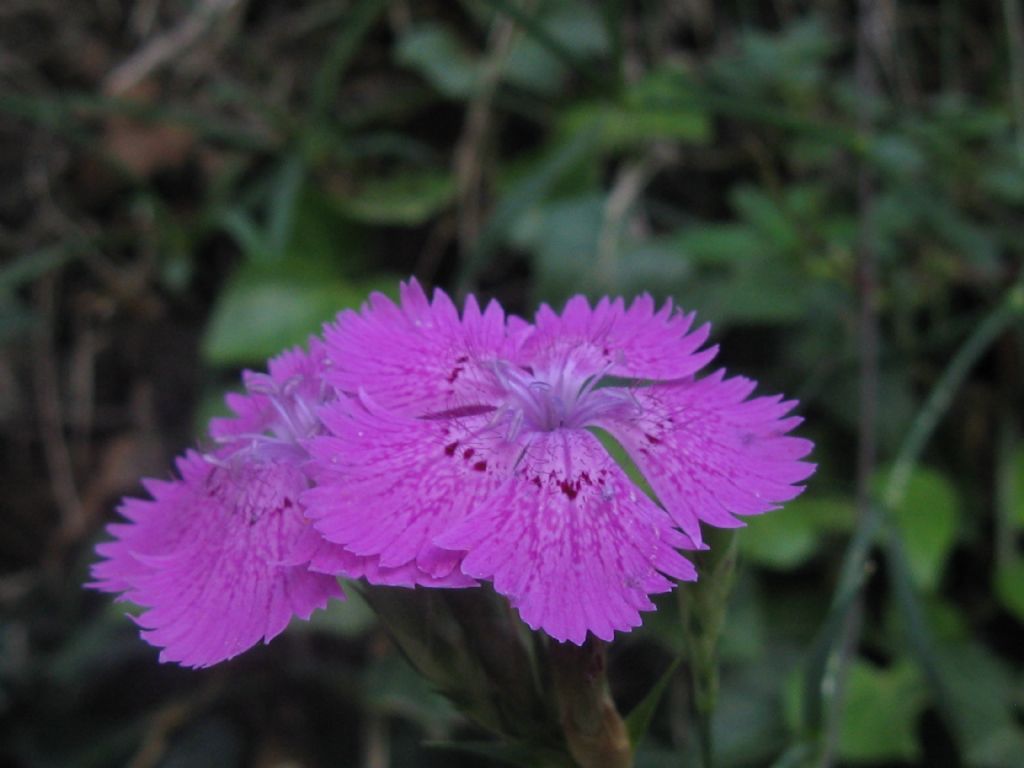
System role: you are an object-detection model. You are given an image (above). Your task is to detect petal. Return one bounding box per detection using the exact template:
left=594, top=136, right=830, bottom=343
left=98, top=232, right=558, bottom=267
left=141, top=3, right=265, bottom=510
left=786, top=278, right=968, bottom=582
left=435, top=430, right=696, bottom=645
left=597, top=372, right=815, bottom=546
left=519, top=293, right=718, bottom=382
left=209, top=338, right=327, bottom=442
left=305, top=538, right=476, bottom=588
left=303, top=391, right=509, bottom=585
left=90, top=451, right=344, bottom=668
left=320, top=279, right=514, bottom=417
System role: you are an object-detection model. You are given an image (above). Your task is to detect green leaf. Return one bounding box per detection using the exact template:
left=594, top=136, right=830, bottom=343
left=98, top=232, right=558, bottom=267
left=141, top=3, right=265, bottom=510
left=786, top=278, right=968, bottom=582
left=267, top=154, right=306, bottom=256
left=333, top=169, right=456, bottom=225
left=877, top=466, right=960, bottom=591
left=787, top=496, right=856, bottom=533
left=713, top=661, right=791, bottom=766
left=527, top=194, right=602, bottom=299
left=0, top=244, right=77, bottom=294
left=625, top=657, right=682, bottom=747
left=587, top=425, right=658, bottom=503
left=302, top=583, right=377, bottom=637
left=365, top=654, right=457, bottom=730
left=202, top=261, right=392, bottom=366
left=675, top=223, right=763, bottom=265
left=738, top=512, right=819, bottom=570
left=395, top=24, right=479, bottom=98
left=201, top=278, right=359, bottom=365
left=935, top=641, right=1024, bottom=765
left=739, top=495, right=855, bottom=569
left=311, top=0, right=389, bottom=116
left=837, top=660, right=927, bottom=763
left=476, top=0, right=609, bottom=90
left=683, top=256, right=818, bottom=326
left=731, top=186, right=802, bottom=254
left=560, top=100, right=709, bottom=150
left=219, top=208, right=270, bottom=261
left=559, top=67, right=710, bottom=150
left=502, top=0, right=610, bottom=95
left=994, top=557, right=1024, bottom=622
left=459, top=127, right=601, bottom=291
left=1011, top=445, right=1024, bottom=528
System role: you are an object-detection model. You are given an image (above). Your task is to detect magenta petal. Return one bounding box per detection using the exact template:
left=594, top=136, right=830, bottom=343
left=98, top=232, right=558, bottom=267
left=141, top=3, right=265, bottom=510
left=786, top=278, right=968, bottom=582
left=519, top=293, right=718, bottom=382
left=90, top=451, right=343, bottom=668
left=304, top=538, right=476, bottom=588
left=209, top=339, right=326, bottom=442
left=303, top=391, right=509, bottom=585
left=435, top=430, right=696, bottom=645
left=320, top=279, right=514, bottom=417
left=597, top=372, right=815, bottom=546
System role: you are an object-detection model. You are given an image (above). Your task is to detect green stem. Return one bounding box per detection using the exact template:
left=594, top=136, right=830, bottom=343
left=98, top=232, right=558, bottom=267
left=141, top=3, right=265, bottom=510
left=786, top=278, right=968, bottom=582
left=883, top=281, right=1024, bottom=509
left=680, top=528, right=739, bottom=768
left=1001, top=0, right=1024, bottom=155
left=310, top=0, right=389, bottom=119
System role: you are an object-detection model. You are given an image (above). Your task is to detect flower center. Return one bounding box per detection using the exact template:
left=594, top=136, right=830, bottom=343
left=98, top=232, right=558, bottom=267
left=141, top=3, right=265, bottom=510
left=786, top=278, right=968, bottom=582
left=493, top=359, right=636, bottom=436
left=212, top=372, right=323, bottom=465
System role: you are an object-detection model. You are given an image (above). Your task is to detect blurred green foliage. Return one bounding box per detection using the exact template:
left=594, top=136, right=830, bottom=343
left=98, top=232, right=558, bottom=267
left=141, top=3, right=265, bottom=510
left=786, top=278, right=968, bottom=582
left=2, top=0, right=1023, bottom=766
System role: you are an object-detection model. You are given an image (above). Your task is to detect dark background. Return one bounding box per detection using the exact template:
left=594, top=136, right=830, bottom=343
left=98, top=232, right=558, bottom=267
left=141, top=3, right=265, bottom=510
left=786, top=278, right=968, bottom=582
left=1, top=1, right=1022, bottom=766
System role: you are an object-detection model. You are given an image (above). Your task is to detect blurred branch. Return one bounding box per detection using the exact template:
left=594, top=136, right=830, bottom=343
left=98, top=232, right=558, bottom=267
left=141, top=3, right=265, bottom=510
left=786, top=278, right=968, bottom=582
left=453, top=2, right=530, bottom=286
left=1002, top=0, right=1024, bottom=154
left=821, top=0, right=883, bottom=763
left=311, top=0, right=390, bottom=119
left=0, top=91, right=276, bottom=153
left=32, top=274, right=85, bottom=562
left=103, top=0, right=245, bottom=96
left=595, top=146, right=675, bottom=291
left=680, top=528, right=738, bottom=768
left=362, top=711, right=390, bottom=768
left=456, top=127, right=601, bottom=295
left=127, top=682, right=223, bottom=768
left=477, top=0, right=609, bottom=90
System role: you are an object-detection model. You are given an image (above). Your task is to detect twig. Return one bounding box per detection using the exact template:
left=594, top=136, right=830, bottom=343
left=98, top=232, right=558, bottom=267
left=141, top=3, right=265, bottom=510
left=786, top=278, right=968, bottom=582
left=821, top=1, right=882, bottom=764
left=1001, top=0, right=1024, bottom=155
left=594, top=147, right=675, bottom=291
left=103, top=0, right=243, bottom=96
left=413, top=212, right=456, bottom=286
left=127, top=683, right=223, bottom=768
left=31, top=274, right=85, bottom=556
left=452, top=4, right=530, bottom=286
left=362, top=712, right=390, bottom=768
left=477, top=0, right=607, bottom=89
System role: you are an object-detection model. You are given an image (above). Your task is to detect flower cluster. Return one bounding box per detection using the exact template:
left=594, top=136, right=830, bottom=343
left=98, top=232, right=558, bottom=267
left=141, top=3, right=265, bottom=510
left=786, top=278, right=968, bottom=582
left=91, top=279, right=814, bottom=666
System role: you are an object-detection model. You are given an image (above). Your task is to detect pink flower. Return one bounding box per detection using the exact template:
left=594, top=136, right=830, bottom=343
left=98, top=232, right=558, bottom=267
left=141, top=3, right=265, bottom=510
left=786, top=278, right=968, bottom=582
left=89, top=344, right=348, bottom=668
left=304, top=280, right=815, bottom=644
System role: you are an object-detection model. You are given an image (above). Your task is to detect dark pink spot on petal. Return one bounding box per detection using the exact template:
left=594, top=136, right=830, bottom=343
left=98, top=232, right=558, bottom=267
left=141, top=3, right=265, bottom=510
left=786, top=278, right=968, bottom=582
left=559, top=480, right=579, bottom=500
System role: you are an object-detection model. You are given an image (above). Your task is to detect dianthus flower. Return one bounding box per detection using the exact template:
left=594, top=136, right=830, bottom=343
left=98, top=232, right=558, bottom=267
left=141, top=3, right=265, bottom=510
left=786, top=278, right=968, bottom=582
left=89, top=343, right=353, bottom=668
left=304, top=280, right=814, bottom=644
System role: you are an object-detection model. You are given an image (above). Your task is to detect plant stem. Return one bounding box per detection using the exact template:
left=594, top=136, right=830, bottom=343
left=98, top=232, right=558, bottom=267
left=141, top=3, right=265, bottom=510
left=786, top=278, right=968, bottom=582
left=680, top=528, right=739, bottom=768
left=883, top=281, right=1024, bottom=509
left=550, top=639, right=632, bottom=768
left=821, top=0, right=882, bottom=762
